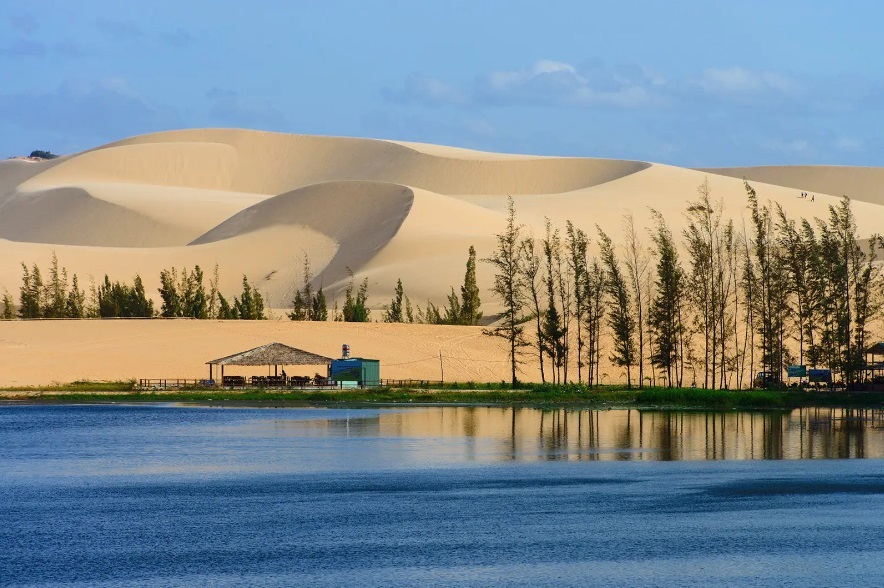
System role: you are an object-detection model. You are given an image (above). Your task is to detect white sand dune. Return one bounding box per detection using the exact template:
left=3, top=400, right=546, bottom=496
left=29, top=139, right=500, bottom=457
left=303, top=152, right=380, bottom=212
left=0, top=186, right=196, bottom=247
left=702, top=165, right=884, bottom=207
left=4, top=129, right=884, bottom=385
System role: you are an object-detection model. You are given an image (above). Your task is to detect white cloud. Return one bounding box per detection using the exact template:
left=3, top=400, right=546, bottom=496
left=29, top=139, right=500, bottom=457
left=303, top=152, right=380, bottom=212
left=835, top=137, right=863, bottom=150
left=698, top=67, right=797, bottom=96
left=0, top=78, right=180, bottom=139
left=206, top=88, right=289, bottom=129
left=476, top=59, right=660, bottom=109
left=1, top=38, right=46, bottom=58
left=761, top=138, right=811, bottom=155
left=382, top=73, right=467, bottom=106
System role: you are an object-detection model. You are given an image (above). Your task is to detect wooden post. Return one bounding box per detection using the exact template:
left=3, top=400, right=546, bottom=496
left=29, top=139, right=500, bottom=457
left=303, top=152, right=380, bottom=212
left=209, top=364, right=212, bottom=381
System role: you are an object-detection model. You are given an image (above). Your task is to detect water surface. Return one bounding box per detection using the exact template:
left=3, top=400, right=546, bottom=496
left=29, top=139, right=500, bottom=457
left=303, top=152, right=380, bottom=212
left=2, top=405, right=883, bottom=587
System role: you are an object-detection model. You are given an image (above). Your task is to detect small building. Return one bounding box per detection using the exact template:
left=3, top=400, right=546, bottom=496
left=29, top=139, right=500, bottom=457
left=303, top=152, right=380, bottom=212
left=330, top=357, right=381, bottom=387
left=207, top=342, right=333, bottom=387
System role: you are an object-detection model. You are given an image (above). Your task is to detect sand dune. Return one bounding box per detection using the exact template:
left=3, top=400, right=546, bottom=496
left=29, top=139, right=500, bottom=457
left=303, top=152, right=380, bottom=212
left=93, top=129, right=651, bottom=195
left=4, top=129, right=884, bottom=385
left=0, top=186, right=196, bottom=247
left=192, top=180, right=415, bottom=292
left=702, top=165, right=884, bottom=207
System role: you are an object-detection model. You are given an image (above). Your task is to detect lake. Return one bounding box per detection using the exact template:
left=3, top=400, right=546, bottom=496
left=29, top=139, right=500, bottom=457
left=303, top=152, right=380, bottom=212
left=2, top=404, right=884, bottom=587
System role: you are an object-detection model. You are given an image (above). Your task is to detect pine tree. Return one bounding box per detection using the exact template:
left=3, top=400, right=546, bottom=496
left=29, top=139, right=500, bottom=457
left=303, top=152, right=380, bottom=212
left=746, top=181, right=789, bottom=387
left=417, top=301, right=442, bottom=324
left=484, top=197, right=528, bottom=386
left=520, top=234, right=547, bottom=383
left=623, top=213, right=649, bottom=388
left=566, top=221, right=589, bottom=384
left=158, top=268, right=181, bottom=318
left=208, top=264, right=220, bottom=319
left=188, top=266, right=208, bottom=319
left=218, top=292, right=234, bottom=319
left=301, top=255, right=313, bottom=320
left=18, top=263, right=40, bottom=318
left=442, top=287, right=462, bottom=325
left=87, top=276, right=100, bottom=318
left=598, top=227, right=636, bottom=387
left=585, top=259, right=606, bottom=386
left=98, top=275, right=119, bottom=317
left=290, top=255, right=324, bottom=321
left=649, top=210, right=684, bottom=387
left=341, top=270, right=371, bottom=322
left=312, top=286, right=328, bottom=321
left=684, top=179, right=730, bottom=388
left=44, top=252, right=68, bottom=318
left=65, top=274, right=86, bottom=318
left=234, top=275, right=265, bottom=319
left=27, top=264, right=44, bottom=318
left=405, top=295, right=414, bottom=323
left=542, top=220, right=565, bottom=383
left=460, top=245, right=482, bottom=325
left=130, top=275, right=155, bottom=317
left=383, top=279, right=405, bottom=323
left=289, top=290, right=308, bottom=320
left=2, top=291, right=14, bottom=319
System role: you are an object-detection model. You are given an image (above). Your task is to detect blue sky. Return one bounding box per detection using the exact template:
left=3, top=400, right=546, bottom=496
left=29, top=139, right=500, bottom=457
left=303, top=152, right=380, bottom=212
left=1, top=0, right=882, bottom=165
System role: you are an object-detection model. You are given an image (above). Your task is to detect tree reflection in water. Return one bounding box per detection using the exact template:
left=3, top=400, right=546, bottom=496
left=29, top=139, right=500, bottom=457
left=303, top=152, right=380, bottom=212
left=353, top=407, right=884, bottom=461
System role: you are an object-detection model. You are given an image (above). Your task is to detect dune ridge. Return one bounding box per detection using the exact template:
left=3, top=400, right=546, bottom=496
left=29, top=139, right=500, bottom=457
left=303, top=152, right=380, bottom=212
left=192, top=181, right=415, bottom=291
left=89, top=128, right=652, bottom=195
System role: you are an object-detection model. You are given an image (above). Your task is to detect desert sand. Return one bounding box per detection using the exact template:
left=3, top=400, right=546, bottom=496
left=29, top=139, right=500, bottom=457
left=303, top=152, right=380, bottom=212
left=3, top=128, right=884, bottom=386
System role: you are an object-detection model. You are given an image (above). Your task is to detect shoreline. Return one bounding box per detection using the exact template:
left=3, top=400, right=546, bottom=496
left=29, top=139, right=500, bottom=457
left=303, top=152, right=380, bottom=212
left=2, top=387, right=884, bottom=410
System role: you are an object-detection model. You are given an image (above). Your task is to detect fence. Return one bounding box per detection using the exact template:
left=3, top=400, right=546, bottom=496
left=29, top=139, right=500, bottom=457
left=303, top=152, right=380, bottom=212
left=137, top=378, right=446, bottom=391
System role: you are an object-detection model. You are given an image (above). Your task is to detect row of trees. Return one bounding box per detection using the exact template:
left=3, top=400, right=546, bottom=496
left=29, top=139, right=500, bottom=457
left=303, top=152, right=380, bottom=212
left=486, top=185, right=881, bottom=388
left=287, top=247, right=482, bottom=325
left=382, top=246, right=483, bottom=326
left=8, top=256, right=265, bottom=320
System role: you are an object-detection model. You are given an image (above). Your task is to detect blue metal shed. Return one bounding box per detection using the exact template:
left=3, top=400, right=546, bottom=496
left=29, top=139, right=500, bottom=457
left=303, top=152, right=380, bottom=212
left=329, top=358, right=381, bottom=387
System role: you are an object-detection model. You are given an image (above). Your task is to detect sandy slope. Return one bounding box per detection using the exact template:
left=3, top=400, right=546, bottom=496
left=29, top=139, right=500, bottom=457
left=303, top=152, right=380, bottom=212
left=0, top=320, right=514, bottom=387
left=702, top=165, right=884, bottom=207
left=3, top=129, right=884, bottom=385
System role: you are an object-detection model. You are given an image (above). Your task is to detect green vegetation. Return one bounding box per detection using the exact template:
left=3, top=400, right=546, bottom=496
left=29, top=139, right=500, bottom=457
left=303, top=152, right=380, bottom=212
left=12, top=256, right=266, bottom=320
left=481, top=187, right=881, bottom=391
left=382, top=278, right=412, bottom=323
left=337, top=268, right=371, bottom=322
left=29, top=150, right=59, bottom=159
left=5, top=381, right=883, bottom=410
left=289, top=254, right=328, bottom=321
left=484, top=197, right=530, bottom=385
left=400, top=245, right=482, bottom=325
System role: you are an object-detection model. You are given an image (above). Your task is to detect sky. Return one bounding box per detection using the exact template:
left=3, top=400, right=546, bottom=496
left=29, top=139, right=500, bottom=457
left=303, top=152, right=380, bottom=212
left=2, top=0, right=883, bottom=166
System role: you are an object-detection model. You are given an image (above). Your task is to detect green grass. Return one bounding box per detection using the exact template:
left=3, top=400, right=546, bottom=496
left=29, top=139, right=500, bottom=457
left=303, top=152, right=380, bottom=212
left=2, top=379, right=139, bottom=392
left=4, top=380, right=884, bottom=409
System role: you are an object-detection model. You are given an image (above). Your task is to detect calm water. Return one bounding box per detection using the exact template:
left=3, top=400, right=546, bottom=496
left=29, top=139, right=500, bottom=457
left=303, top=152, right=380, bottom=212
left=2, top=405, right=884, bottom=587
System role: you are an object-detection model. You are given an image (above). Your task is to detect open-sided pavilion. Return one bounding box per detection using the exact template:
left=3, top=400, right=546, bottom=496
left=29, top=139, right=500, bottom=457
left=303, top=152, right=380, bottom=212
left=207, top=342, right=333, bottom=386
left=861, top=342, right=884, bottom=389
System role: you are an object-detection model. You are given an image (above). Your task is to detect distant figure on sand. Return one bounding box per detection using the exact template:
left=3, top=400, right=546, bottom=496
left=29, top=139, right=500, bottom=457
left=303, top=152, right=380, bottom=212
left=811, top=194, right=815, bottom=202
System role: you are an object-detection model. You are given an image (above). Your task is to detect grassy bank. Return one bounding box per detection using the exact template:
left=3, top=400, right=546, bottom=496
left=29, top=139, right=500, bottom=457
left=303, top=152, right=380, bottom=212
left=3, top=381, right=884, bottom=409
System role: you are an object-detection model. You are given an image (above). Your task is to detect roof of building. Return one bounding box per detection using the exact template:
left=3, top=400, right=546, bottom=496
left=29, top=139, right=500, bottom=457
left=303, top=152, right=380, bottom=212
left=865, top=342, right=884, bottom=355
left=207, top=342, right=333, bottom=366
